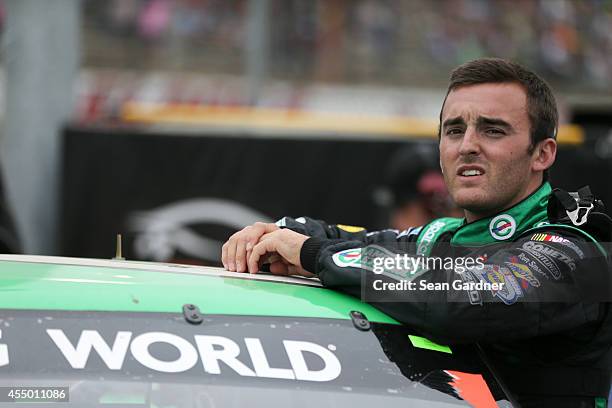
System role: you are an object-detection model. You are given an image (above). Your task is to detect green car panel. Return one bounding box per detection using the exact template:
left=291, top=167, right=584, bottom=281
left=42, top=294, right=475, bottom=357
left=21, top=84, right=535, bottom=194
left=0, top=255, right=509, bottom=407
left=0, top=257, right=398, bottom=324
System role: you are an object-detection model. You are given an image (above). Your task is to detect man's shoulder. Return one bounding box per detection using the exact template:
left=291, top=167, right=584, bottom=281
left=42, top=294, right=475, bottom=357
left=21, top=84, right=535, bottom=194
left=514, top=225, right=607, bottom=261
left=521, top=224, right=594, bottom=242
left=519, top=222, right=607, bottom=252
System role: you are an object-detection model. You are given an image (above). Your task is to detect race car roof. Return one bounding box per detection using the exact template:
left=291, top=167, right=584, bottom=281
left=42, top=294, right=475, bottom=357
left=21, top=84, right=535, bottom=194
left=0, top=255, right=397, bottom=324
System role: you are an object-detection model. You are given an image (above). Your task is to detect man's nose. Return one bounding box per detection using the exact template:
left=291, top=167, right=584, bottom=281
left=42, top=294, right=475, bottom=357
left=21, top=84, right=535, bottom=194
left=458, top=127, right=480, bottom=156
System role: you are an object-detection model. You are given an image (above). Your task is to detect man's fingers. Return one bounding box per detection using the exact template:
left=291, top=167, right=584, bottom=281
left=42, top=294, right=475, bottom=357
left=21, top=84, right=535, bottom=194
left=235, top=240, right=247, bottom=273
left=269, top=261, right=289, bottom=275
left=256, top=222, right=279, bottom=234
left=225, top=238, right=238, bottom=271
left=221, top=223, right=279, bottom=271
left=224, top=226, right=255, bottom=271
left=287, top=265, right=316, bottom=278
left=222, top=231, right=241, bottom=269
left=265, top=253, right=282, bottom=264
left=248, top=239, right=275, bottom=274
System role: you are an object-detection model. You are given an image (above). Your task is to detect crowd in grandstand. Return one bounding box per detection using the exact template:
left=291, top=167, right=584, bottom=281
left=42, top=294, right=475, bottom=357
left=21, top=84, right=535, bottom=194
left=79, top=0, right=612, bottom=91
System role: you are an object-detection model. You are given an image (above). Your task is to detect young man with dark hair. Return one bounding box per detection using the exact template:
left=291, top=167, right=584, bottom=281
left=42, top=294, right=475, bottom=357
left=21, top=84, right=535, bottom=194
left=222, top=58, right=611, bottom=406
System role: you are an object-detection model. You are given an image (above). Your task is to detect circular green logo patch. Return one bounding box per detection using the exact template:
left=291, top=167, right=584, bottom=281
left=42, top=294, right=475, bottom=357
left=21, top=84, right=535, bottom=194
left=489, top=214, right=516, bottom=240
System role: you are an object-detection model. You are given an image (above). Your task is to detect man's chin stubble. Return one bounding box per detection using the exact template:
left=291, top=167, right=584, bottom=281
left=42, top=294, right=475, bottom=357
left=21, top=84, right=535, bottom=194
left=454, top=194, right=501, bottom=217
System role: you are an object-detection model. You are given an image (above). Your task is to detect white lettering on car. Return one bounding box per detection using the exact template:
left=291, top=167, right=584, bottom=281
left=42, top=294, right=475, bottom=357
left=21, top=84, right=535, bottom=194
left=0, top=330, right=8, bottom=367
left=194, top=335, right=256, bottom=377
left=47, top=330, right=342, bottom=382
left=47, top=329, right=131, bottom=370
left=130, top=332, right=199, bottom=373
left=284, top=340, right=341, bottom=382
left=245, top=337, right=294, bottom=379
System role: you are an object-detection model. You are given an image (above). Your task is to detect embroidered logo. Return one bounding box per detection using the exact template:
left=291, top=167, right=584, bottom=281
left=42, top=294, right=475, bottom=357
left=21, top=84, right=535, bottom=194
left=489, top=214, right=516, bottom=241
left=332, top=248, right=362, bottom=268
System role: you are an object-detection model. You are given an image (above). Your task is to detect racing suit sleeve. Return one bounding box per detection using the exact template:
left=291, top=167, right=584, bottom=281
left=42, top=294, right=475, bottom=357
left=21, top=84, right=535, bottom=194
left=300, top=228, right=610, bottom=344
left=276, top=216, right=423, bottom=243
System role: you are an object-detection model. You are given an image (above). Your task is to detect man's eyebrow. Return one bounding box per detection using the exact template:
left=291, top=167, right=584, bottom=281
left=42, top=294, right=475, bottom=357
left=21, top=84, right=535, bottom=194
left=476, top=116, right=514, bottom=131
left=442, top=117, right=466, bottom=128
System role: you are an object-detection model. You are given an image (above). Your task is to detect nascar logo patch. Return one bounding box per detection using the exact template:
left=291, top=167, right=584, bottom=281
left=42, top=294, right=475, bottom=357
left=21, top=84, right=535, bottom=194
left=531, top=233, right=569, bottom=243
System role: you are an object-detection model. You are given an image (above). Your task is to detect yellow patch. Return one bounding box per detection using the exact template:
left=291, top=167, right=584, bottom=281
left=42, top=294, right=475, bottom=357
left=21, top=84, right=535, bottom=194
left=336, top=224, right=365, bottom=233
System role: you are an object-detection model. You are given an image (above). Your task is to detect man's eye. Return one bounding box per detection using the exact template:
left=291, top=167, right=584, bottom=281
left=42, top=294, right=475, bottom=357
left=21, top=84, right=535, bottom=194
left=445, top=128, right=463, bottom=136
left=486, top=128, right=505, bottom=136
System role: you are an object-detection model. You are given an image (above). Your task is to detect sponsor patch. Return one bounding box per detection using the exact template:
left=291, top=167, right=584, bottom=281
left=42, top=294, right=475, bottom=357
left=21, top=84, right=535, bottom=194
left=531, top=233, right=568, bottom=243
left=489, top=214, right=516, bottom=241
left=332, top=248, right=363, bottom=268
left=521, top=242, right=563, bottom=280
left=417, top=220, right=446, bottom=256
left=365, top=246, right=420, bottom=280
left=505, top=260, right=541, bottom=289
left=461, top=268, right=483, bottom=305
left=517, top=252, right=548, bottom=280
left=332, top=246, right=419, bottom=280
left=470, top=264, right=523, bottom=305
left=557, top=240, right=585, bottom=259
left=531, top=233, right=585, bottom=258
left=336, top=224, right=365, bottom=233
left=523, top=241, right=576, bottom=272
left=331, top=245, right=394, bottom=273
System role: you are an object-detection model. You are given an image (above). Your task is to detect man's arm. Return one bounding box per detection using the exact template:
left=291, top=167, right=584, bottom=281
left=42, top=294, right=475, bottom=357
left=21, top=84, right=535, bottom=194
left=223, top=215, right=419, bottom=272
left=320, top=230, right=607, bottom=343
left=276, top=216, right=401, bottom=241
left=258, top=228, right=608, bottom=344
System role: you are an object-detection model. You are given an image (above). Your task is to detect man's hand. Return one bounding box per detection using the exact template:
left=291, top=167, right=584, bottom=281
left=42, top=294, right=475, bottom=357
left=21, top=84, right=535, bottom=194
left=222, top=222, right=279, bottom=272
left=248, top=229, right=314, bottom=277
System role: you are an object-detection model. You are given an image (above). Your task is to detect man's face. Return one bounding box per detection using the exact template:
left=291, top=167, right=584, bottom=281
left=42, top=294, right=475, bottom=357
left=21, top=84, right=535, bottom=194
left=439, top=83, right=538, bottom=218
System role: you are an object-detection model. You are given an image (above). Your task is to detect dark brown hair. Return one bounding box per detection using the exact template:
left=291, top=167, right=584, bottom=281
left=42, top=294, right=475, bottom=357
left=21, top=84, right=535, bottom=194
left=439, top=57, right=558, bottom=152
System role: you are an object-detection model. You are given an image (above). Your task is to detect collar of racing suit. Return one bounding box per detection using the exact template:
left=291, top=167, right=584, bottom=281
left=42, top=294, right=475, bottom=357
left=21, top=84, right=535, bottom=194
left=450, top=182, right=551, bottom=246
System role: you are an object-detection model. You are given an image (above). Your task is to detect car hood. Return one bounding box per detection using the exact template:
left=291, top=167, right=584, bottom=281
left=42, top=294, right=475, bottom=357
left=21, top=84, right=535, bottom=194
left=0, top=255, right=397, bottom=324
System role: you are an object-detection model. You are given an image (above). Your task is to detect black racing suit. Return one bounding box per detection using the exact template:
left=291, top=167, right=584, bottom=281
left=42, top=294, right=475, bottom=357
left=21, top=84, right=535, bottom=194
left=278, top=183, right=612, bottom=407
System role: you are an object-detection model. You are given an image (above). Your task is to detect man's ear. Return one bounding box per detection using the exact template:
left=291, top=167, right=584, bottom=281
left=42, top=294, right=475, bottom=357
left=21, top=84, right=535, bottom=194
left=532, top=138, right=557, bottom=173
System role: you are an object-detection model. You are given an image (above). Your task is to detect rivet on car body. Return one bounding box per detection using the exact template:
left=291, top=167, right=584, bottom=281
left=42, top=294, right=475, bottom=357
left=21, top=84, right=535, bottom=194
left=183, top=304, right=203, bottom=325
left=350, top=311, right=371, bottom=331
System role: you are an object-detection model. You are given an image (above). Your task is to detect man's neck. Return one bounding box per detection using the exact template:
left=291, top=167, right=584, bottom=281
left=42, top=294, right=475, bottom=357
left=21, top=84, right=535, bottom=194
left=464, top=179, right=544, bottom=223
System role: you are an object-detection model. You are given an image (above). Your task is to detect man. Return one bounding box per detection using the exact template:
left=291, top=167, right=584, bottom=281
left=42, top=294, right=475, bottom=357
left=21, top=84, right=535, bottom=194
left=222, top=58, right=611, bottom=407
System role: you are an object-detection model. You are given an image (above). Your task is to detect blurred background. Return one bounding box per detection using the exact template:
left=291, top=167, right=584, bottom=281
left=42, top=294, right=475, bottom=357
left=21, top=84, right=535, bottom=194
left=0, top=0, right=609, bottom=264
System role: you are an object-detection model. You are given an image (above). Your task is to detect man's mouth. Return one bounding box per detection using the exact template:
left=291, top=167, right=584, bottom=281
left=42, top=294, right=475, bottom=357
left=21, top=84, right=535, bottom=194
left=456, top=165, right=486, bottom=179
